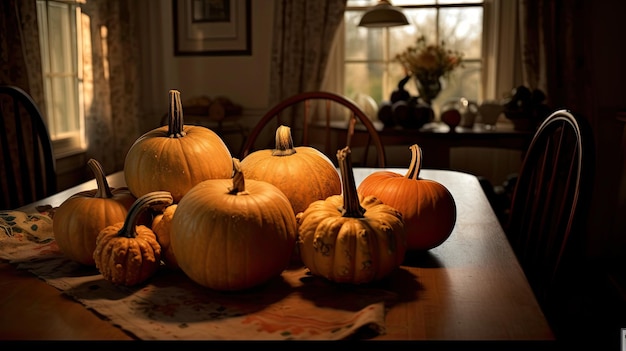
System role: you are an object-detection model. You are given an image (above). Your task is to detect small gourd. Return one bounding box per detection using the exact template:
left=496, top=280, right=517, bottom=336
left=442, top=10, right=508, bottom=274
left=297, top=147, right=406, bottom=284
left=240, top=125, right=341, bottom=215
left=124, top=90, right=233, bottom=202
left=357, top=144, right=456, bottom=251
left=151, top=204, right=179, bottom=269
left=53, top=159, right=136, bottom=265
left=170, top=158, right=297, bottom=291
left=93, top=191, right=173, bottom=286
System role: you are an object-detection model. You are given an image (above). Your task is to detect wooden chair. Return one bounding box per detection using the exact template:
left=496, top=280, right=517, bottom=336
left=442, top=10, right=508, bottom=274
left=0, top=85, right=56, bottom=209
left=505, top=109, right=595, bottom=341
left=240, top=91, right=386, bottom=167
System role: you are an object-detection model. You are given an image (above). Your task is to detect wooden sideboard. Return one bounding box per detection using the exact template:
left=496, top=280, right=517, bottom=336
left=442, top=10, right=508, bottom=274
left=332, top=121, right=533, bottom=169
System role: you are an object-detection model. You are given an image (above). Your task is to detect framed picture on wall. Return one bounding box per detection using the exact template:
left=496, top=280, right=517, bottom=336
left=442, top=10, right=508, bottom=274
left=173, top=0, right=251, bottom=56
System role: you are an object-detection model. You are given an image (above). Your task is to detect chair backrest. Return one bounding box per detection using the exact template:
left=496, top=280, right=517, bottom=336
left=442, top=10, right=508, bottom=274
left=240, top=91, right=386, bottom=167
left=506, top=109, right=594, bottom=311
left=0, top=85, right=57, bottom=209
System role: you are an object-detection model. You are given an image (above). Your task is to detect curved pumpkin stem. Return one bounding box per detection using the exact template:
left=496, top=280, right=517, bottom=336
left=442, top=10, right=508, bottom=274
left=167, top=89, right=186, bottom=138
left=118, top=191, right=173, bottom=239
left=272, top=125, right=297, bottom=157
left=88, top=158, right=114, bottom=199
left=228, top=158, right=249, bottom=195
left=405, top=144, right=423, bottom=180
left=337, top=147, right=365, bottom=218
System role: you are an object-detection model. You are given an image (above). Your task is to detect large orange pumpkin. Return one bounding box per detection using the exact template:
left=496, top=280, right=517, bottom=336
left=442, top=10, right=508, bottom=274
left=357, top=144, right=456, bottom=251
left=170, top=158, right=297, bottom=291
left=240, top=125, right=341, bottom=215
left=124, top=90, right=232, bottom=202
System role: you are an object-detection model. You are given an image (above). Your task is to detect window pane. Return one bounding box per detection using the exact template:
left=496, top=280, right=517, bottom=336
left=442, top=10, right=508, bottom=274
left=47, top=2, right=75, bottom=73
left=37, top=0, right=83, bottom=153
left=346, top=11, right=385, bottom=61
left=345, top=62, right=387, bottom=103
left=439, top=7, right=482, bottom=58
left=345, top=1, right=484, bottom=118
left=50, top=76, right=78, bottom=136
left=390, top=9, right=436, bottom=55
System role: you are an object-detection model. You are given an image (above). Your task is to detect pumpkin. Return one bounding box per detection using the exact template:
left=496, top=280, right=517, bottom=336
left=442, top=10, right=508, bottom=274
left=296, top=147, right=406, bottom=284
left=170, top=158, right=297, bottom=291
left=53, top=159, right=136, bottom=265
left=93, top=191, right=173, bottom=286
left=240, top=125, right=341, bottom=215
left=357, top=144, right=456, bottom=251
left=151, top=204, right=179, bottom=269
left=124, top=89, right=233, bottom=203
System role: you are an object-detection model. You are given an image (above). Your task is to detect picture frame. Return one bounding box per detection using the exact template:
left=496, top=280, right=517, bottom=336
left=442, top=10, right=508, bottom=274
left=173, top=0, right=251, bottom=56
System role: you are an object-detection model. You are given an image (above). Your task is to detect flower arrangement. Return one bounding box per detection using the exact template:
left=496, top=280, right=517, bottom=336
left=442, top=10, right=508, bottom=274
left=395, top=35, right=464, bottom=81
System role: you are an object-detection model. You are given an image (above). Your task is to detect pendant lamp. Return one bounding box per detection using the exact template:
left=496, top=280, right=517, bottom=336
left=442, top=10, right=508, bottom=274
left=358, top=0, right=409, bottom=28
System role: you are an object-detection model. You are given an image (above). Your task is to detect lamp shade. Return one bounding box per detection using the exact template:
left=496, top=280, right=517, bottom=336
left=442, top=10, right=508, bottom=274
left=358, top=0, right=409, bottom=28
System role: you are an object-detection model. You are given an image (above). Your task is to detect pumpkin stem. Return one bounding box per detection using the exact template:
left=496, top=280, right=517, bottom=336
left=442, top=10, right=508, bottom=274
left=405, top=144, right=423, bottom=180
left=272, top=125, right=297, bottom=156
left=337, top=147, right=365, bottom=218
left=167, top=89, right=186, bottom=138
left=88, top=158, right=114, bottom=198
left=228, top=158, right=249, bottom=195
left=118, top=191, right=173, bottom=239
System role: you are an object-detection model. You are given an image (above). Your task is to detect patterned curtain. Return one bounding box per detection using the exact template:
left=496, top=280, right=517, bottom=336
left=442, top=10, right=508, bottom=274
left=0, top=0, right=45, bottom=109
left=519, top=0, right=587, bottom=112
left=0, top=0, right=141, bottom=174
left=269, top=0, right=347, bottom=106
left=80, top=0, right=141, bottom=173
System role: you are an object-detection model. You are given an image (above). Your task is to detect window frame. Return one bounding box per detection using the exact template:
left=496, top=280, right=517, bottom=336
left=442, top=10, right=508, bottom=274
left=36, top=0, right=86, bottom=158
left=323, top=0, right=518, bottom=115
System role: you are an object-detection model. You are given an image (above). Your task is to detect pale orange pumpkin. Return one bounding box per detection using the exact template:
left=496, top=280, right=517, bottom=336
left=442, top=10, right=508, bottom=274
left=170, top=158, right=297, bottom=291
left=297, top=147, right=406, bottom=284
left=53, top=159, right=136, bottom=265
left=357, top=144, right=456, bottom=251
left=151, top=204, right=179, bottom=269
left=240, top=125, right=341, bottom=215
left=124, top=90, right=233, bottom=203
left=93, top=191, right=173, bottom=286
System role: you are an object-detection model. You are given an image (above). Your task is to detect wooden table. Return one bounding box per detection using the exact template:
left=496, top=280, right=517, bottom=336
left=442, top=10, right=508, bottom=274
left=1, top=168, right=554, bottom=342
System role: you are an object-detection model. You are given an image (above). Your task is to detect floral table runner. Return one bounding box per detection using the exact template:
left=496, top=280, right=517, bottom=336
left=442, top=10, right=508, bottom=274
left=0, top=209, right=394, bottom=340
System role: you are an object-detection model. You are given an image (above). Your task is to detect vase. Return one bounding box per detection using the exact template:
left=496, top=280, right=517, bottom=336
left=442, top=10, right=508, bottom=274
left=415, top=74, right=442, bottom=105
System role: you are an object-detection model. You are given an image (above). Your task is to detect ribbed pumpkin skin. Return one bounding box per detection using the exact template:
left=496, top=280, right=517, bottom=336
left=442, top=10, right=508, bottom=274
left=357, top=145, right=456, bottom=251
left=54, top=193, right=134, bottom=265
left=240, top=125, right=341, bottom=215
left=93, top=224, right=162, bottom=286
left=93, top=191, right=172, bottom=286
left=53, top=159, right=136, bottom=266
left=297, top=194, right=406, bottom=284
left=124, top=124, right=232, bottom=202
left=170, top=176, right=297, bottom=291
left=240, top=147, right=341, bottom=214
left=296, top=147, right=406, bottom=285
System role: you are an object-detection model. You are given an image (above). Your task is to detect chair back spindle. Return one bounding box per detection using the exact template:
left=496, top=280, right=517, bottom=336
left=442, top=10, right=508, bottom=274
left=505, top=109, right=594, bottom=338
left=0, top=85, right=56, bottom=209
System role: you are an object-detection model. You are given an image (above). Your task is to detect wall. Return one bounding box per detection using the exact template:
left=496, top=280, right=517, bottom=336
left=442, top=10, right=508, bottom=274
left=136, top=0, right=274, bottom=135
left=132, top=0, right=524, bottom=185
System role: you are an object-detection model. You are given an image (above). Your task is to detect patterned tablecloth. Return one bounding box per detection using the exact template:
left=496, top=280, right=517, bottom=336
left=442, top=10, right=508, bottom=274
left=0, top=208, right=393, bottom=340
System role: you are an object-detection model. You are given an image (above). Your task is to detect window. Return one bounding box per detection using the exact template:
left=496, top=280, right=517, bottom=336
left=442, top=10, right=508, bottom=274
left=343, top=0, right=484, bottom=116
left=36, top=0, right=85, bottom=157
